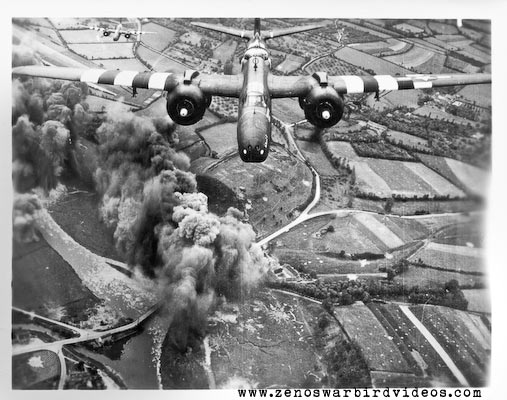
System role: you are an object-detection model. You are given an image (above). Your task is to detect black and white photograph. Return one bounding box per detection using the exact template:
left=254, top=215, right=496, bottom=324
left=7, top=0, right=505, bottom=396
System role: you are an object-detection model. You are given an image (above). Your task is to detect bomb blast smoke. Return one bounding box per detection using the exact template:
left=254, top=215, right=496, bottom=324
left=94, top=107, right=268, bottom=353
left=12, top=44, right=92, bottom=193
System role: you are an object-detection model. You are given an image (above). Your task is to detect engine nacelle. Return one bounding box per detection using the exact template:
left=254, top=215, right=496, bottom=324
left=166, top=84, right=209, bottom=126
left=300, top=73, right=344, bottom=129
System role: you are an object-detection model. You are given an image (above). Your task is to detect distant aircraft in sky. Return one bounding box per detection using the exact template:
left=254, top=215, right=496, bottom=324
left=81, top=22, right=155, bottom=41
left=13, top=18, right=491, bottom=162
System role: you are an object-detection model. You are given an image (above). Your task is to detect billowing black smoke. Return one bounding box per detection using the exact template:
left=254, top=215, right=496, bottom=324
left=12, top=193, right=41, bottom=243
left=94, top=107, right=268, bottom=352
left=12, top=44, right=93, bottom=193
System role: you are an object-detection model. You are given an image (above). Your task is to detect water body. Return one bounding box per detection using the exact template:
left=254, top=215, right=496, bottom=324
left=78, top=315, right=172, bottom=389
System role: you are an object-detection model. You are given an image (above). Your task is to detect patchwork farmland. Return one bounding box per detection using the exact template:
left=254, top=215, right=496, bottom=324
left=409, top=242, right=483, bottom=274
left=351, top=158, right=465, bottom=199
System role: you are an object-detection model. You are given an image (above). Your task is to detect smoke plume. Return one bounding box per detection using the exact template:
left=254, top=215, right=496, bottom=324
left=93, top=107, right=268, bottom=352
left=12, top=44, right=93, bottom=192
left=12, top=193, right=41, bottom=243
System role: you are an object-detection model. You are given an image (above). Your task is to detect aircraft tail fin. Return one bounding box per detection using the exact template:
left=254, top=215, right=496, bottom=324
left=261, top=23, right=327, bottom=40
left=191, top=21, right=252, bottom=40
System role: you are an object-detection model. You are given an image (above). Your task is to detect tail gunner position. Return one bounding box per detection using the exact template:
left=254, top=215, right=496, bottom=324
left=13, top=18, right=492, bottom=163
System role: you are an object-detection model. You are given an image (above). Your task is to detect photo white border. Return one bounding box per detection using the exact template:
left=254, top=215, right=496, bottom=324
left=2, top=1, right=505, bottom=399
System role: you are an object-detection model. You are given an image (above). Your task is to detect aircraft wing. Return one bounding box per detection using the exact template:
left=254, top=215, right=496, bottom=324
left=80, top=25, right=107, bottom=32
left=191, top=22, right=251, bottom=39
left=121, top=29, right=156, bottom=35
left=12, top=66, right=244, bottom=97
left=262, top=23, right=328, bottom=40
left=268, top=73, right=492, bottom=98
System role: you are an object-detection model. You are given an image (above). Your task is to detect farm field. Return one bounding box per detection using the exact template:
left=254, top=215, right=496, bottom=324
left=428, top=22, right=459, bottom=35
left=199, top=122, right=237, bottom=156
left=372, top=215, right=430, bottom=242
left=349, top=38, right=408, bottom=55
left=411, top=212, right=481, bottom=233
left=415, top=154, right=464, bottom=190
left=276, top=54, right=306, bottom=74
left=68, top=43, right=134, bottom=59
left=13, top=350, right=61, bottom=389
left=353, top=213, right=404, bottom=249
left=274, top=214, right=385, bottom=255
left=140, top=22, right=177, bottom=51
left=457, top=84, right=491, bottom=108
left=335, top=47, right=412, bottom=75
left=414, top=52, right=448, bottom=73
left=462, top=289, right=491, bottom=314
left=350, top=160, right=391, bottom=197
left=296, top=140, right=337, bottom=175
left=273, top=249, right=381, bottom=275
left=413, top=105, right=474, bottom=126
left=445, top=158, right=489, bottom=196
left=271, top=98, right=305, bottom=123
left=384, top=46, right=434, bottom=69
left=325, top=140, right=360, bottom=160
left=333, top=303, right=411, bottom=373
left=432, top=221, right=484, bottom=248
left=36, top=26, right=62, bottom=45
left=367, top=89, right=421, bottom=109
left=402, top=162, right=465, bottom=198
left=94, top=58, right=148, bottom=71
left=212, top=39, right=237, bottom=63
left=395, top=265, right=485, bottom=288
left=409, top=305, right=489, bottom=386
left=305, top=55, right=367, bottom=76
left=409, top=242, right=483, bottom=274
left=204, top=288, right=325, bottom=389
left=12, top=237, right=100, bottom=317
left=445, top=57, right=480, bottom=73
left=458, top=47, right=490, bottom=65
left=386, top=130, right=430, bottom=151
left=48, top=18, right=83, bottom=29
left=136, top=45, right=187, bottom=73
left=366, top=159, right=438, bottom=196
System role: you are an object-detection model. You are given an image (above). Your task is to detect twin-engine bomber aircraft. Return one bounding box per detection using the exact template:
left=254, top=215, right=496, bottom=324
left=81, top=22, right=155, bottom=41
left=13, top=18, right=492, bottom=162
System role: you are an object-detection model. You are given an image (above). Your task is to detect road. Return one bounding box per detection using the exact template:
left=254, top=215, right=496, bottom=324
left=399, top=305, right=470, bottom=386
left=13, top=302, right=162, bottom=356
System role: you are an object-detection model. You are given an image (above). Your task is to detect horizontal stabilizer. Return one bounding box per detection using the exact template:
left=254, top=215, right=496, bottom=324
left=191, top=22, right=252, bottom=40
left=262, top=23, right=327, bottom=40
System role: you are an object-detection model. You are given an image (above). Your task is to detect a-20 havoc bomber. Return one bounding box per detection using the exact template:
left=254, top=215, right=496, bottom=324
left=12, top=17, right=491, bottom=390
left=13, top=18, right=490, bottom=162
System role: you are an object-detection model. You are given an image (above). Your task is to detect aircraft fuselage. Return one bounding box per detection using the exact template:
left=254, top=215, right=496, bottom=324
left=237, top=33, right=272, bottom=162
left=113, top=24, right=122, bottom=41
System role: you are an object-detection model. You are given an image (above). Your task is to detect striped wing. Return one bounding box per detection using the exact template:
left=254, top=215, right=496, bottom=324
left=12, top=66, right=243, bottom=97
left=268, top=73, right=491, bottom=98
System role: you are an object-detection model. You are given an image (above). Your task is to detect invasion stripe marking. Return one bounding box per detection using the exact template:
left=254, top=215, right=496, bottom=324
left=396, top=78, right=415, bottom=90
left=131, top=72, right=153, bottom=89
left=341, top=76, right=364, bottom=93
left=96, top=70, right=120, bottom=85
left=148, top=73, right=172, bottom=89
left=374, top=75, right=399, bottom=91
left=80, top=69, right=107, bottom=84
left=413, top=81, right=433, bottom=89
left=114, top=71, right=140, bottom=86
left=360, top=76, right=379, bottom=93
